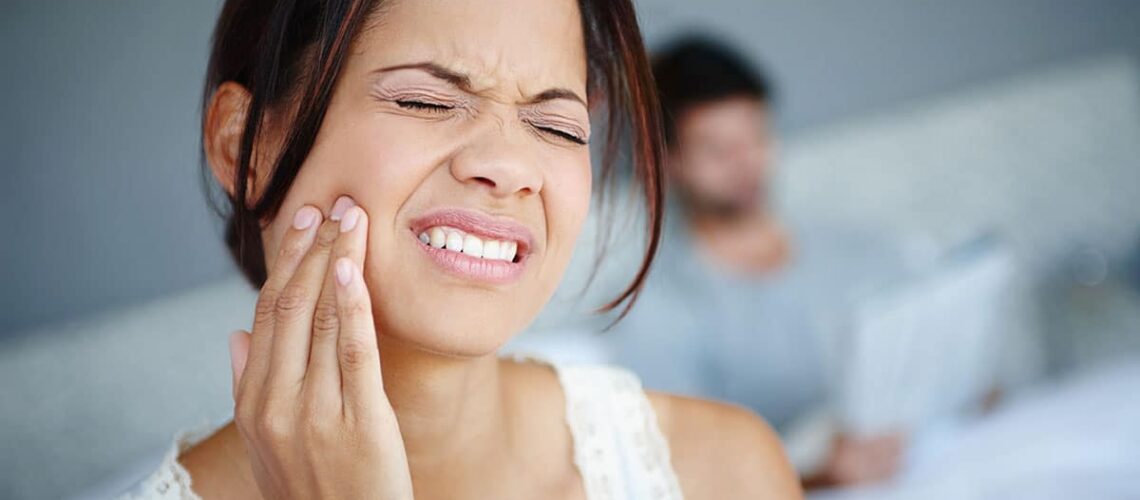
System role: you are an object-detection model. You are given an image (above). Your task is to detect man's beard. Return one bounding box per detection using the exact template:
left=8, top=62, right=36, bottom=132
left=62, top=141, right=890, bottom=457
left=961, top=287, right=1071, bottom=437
left=681, top=186, right=766, bottom=221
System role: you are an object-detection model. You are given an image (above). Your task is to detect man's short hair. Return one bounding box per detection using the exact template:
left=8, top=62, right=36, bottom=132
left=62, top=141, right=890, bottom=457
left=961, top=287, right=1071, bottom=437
left=652, top=36, right=773, bottom=145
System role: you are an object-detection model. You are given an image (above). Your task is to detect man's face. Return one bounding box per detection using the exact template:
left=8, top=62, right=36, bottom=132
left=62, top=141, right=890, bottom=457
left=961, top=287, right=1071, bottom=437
left=671, top=96, right=773, bottom=217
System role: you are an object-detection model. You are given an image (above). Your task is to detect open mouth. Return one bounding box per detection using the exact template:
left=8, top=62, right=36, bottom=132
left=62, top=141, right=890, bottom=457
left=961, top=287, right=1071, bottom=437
left=408, top=208, right=533, bottom=284
left=415, top=226, right=521, bottom=263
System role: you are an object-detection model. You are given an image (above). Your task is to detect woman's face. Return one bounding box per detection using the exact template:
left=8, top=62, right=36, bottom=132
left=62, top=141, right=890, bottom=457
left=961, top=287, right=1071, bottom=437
left=261, top=0, right=593, bottom=356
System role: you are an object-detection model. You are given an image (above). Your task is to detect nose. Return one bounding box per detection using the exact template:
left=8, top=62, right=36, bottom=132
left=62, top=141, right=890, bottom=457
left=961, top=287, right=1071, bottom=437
left=449, top=122, right=544, bottom=199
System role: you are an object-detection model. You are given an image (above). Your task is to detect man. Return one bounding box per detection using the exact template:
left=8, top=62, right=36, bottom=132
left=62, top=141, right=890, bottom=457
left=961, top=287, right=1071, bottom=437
left=609, top=36, right=905, bottom=487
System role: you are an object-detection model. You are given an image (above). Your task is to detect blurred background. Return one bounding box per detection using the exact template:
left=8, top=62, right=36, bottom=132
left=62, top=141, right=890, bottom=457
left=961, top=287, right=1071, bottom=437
left=2, top=1, right=1139, bottom=498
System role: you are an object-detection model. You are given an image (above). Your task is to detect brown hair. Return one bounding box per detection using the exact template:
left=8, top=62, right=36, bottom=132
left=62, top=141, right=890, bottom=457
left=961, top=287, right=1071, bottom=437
left=202, top=0, right=664, bottom=319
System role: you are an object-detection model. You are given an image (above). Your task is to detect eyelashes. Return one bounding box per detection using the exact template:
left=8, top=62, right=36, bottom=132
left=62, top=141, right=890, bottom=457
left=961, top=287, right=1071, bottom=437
left=537, top=126, right=587, bottom=145
left=393, top=99, right=587, bottom=145
left=395, top=99, right=452, bottom=113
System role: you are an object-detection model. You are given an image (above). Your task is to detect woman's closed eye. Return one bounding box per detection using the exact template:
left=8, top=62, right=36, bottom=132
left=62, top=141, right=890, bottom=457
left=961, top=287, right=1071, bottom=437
left=532, top=124, right=587, bottom=145
left=388, top=95, right=587, bottom=145
left=395, top=99, right=454, bottom=113
left=520, top=107, right=589, bottom=146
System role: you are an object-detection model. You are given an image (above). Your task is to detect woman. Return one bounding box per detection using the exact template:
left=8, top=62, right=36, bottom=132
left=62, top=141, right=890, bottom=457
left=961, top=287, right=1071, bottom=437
left=127, top=0, right=800, bottom=498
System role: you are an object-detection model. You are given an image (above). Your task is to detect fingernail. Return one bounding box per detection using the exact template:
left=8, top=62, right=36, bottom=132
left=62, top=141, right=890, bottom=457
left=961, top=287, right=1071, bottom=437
left=340, top=207, right=360, bottom=233
left=292, top=206, right=319, bottom=230
left=330, top=196, right=355, bottom=221
left=335, top=258, right=354, bottom=286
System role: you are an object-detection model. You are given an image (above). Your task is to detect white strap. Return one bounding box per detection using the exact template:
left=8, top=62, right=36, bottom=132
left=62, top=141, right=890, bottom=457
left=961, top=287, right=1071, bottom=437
left=555, top=364, right=685, bottom=500
left=118, top=423, right=216, bottom=499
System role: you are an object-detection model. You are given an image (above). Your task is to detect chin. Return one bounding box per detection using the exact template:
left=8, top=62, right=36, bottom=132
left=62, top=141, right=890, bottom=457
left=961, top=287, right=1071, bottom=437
left=366, top=267, right=550, bottom=359
left=374, top=302, right=522, bottom=358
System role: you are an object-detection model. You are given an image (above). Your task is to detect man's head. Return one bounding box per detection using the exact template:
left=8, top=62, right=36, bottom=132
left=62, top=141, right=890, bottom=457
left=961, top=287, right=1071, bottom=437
left=654, top=37, right=774, bottom=218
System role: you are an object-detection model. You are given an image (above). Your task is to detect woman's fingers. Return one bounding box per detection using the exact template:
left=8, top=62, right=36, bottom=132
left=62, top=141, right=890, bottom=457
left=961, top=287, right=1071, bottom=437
left=229, top=329, right=251, bottom=402
left=333, top=206, right=383, bottom=419
left=305, top=201, right=368, bottom=406
left=264, top=208, right=346, bottom=396
left=240, top=206, right=321, bottom=400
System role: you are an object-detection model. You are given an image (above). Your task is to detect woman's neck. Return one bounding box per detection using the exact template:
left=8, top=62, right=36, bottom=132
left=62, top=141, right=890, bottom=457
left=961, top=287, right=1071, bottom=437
left=378, top=334, right=508, bottom=460
left=378, top=335, right=510, bottom=470
left=377, top=335, right=571, bottom=499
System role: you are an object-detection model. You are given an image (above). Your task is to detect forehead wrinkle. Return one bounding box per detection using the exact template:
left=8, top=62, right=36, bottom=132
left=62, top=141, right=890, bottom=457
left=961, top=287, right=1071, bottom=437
left=362, top=0, right=587, bottom=104
left=422, top=21, right=584, bottom=99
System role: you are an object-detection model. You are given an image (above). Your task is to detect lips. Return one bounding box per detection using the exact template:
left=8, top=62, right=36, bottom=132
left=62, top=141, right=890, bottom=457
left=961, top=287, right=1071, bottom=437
left=417, top=226, right=519, bottom=262
left=408, top=208, right=535, bottom=284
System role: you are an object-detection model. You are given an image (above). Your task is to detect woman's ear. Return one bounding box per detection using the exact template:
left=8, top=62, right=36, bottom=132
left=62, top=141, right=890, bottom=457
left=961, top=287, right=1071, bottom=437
left=204, top=81, right=253, bottom=198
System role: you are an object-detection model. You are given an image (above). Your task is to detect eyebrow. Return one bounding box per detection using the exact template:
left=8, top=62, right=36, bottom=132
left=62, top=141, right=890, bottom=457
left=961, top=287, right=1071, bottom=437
left=374, top=61, right=587, bottom=107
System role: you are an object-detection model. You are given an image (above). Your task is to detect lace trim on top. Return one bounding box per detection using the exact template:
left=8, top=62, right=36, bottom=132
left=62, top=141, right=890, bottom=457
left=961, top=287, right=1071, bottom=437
left=552, top=363, right=685, bottom=500
left=119, top=423, right=215, bottom=499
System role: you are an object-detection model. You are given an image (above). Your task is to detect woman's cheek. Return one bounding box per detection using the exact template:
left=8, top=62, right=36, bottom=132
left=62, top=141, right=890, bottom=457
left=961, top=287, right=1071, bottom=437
left=543, top=154, right=593, bottom=271
left=562, top=153, right=593, bottom=234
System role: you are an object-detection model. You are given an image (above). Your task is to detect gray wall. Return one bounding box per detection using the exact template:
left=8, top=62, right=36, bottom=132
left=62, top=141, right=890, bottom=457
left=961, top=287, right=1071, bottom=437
left=2, top=0, right=1139, bottom=336
left=637, top=0, right=1140, bottom=131
left=1, top=1, right=231, bottom=334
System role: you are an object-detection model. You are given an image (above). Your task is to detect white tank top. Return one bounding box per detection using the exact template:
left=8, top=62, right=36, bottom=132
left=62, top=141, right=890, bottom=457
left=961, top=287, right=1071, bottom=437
left=120, top=362, right=684, bottom=500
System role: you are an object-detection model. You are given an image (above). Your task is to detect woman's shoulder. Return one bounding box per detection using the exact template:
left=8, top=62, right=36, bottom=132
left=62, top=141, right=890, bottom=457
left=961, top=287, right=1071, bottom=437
left=646, top=391, right=804, bottom=500
left=127, top=422, right=258, bottom=500
left=527, top=357, right=803, bottom=498
left=118, top=421, right=235, bottom=499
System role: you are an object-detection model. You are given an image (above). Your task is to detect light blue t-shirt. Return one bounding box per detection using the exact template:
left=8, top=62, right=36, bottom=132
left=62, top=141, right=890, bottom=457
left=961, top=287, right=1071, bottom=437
left=607, top=209, right=900, bottom=431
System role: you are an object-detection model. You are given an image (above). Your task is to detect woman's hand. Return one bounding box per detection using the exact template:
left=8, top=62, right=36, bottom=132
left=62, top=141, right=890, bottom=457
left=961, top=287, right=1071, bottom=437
left=228, top=196, right=413, bottom=500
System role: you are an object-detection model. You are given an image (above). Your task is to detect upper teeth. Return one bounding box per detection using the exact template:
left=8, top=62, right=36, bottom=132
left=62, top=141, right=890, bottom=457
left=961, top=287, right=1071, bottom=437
left=418, top=226, right=518, bottom=262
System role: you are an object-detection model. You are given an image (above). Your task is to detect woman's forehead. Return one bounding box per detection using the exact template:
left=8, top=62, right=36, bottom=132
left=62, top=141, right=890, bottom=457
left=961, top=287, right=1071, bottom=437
left=354, top=0, right=588, bottom=98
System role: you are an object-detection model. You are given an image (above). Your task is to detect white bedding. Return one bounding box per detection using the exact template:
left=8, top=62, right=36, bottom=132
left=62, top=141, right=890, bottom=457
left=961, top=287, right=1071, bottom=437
left=811, top=358, right=1140, bottom=500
